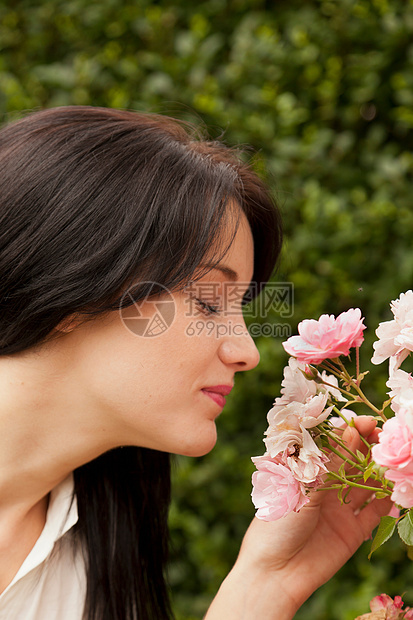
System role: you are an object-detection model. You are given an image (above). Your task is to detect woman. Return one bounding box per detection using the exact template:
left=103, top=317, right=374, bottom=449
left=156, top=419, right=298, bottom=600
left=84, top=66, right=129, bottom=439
left=0, top=107, right=391, bottom=620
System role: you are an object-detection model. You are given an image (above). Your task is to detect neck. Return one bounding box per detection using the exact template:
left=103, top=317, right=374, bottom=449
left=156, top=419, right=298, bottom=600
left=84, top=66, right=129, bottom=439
left=0, top=342, right=117, bottom=516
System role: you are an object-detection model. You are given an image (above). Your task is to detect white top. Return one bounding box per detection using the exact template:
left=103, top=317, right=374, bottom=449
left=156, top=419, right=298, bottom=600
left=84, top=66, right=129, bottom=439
left=0, top=474, right=86, bottom=620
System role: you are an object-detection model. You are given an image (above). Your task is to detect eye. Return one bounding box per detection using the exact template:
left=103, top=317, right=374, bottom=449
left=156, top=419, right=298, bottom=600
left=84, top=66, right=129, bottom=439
left=195, top=297, right=220, bottom=316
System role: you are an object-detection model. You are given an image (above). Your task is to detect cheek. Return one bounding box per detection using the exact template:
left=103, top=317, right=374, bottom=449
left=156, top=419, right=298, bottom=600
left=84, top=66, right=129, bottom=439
left=75, top=304, right=220, bottom=407
left=73, top=326, right=149, bottom=404
left=81, top=336, right=181, bottom=410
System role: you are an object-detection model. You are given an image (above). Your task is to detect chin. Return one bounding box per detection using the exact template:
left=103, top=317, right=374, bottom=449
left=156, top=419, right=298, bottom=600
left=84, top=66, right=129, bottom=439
left=177, top=424, right=218, bottom=458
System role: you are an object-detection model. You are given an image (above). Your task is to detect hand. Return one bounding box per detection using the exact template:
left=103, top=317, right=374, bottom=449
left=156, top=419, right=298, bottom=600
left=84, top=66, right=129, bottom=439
left=235, top=416, right=393, bottom=615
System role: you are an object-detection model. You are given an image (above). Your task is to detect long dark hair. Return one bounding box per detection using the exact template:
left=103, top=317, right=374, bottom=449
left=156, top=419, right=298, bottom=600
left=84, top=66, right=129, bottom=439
left=0, top=106, right=282, bottom=620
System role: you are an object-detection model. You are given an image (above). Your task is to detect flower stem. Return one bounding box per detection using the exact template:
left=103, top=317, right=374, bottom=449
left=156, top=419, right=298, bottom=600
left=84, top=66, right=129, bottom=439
left=329, top=406, right=372, bottom=450
left=335, top=358, right=387, bottom=421
left=356, top=346, right=360, bottom=386
left=323, top=424, right=362, bottom=463
left=322, top=438, right=365, bottom=471
left=332, top=405, right=351, bottom=426
left=357, top=431, right=372, bottom=451
left=318, top=361, right=343, bottom=379
left=327, top=471, right=392, bottom=494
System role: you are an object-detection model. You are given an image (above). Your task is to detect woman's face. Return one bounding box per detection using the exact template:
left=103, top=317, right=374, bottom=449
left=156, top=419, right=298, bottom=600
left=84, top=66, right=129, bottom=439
left=62, top=210, right=260, bottom=457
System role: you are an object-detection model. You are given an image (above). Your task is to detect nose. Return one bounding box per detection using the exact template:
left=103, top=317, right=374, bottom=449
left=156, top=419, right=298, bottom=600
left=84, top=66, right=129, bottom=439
left=218, top=325, right=260, bottom=371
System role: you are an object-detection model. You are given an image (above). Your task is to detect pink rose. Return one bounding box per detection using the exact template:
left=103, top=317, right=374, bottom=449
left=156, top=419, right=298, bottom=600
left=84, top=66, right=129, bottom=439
left=267, top=394, right=332, bottom=434
left=384, top=465, right=413, bottom=509
left=370, top=593, right=400, bottom=611
left=264, top=410, right=303, bottom=457
left=278, top=358, right=317, bottom=404
left=372, top=319, right=406, bottom=367
left=276, top=358, right=345, bottom=405
left=282, top=308, right=366, bottom=364
left=285, top=428, right=329, bottom=484
left=372, top=290, right=413, bottom=368
left=251, top=455, right=309, bottom=521
left=387, top=369, right=413, bottom=413
left=370, top=593, right=412, bottom=620
left=298, top=393, right=333, bottom=428
left=371, top=409, right=413, bottom=470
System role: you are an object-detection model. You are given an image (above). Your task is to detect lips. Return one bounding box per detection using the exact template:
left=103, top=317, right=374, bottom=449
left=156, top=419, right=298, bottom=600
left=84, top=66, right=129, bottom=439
left=201, top=385, right=233, bottom=409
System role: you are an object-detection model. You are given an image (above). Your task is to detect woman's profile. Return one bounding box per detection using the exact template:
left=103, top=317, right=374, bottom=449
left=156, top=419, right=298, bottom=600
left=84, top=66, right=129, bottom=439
left=0, top=106, right=391, bottom=620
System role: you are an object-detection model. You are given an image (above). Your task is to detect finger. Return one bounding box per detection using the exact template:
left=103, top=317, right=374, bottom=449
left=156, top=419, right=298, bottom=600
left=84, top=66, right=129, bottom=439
left=355, top=495, right=394, bottom=541
left=353, top=415, right=377, bottom=437
left=341, top=425, right=360, bottom=453
left=325, top=426, right=374, bottom=505
left=324, top=426, right=360, bottom=475
left=367, top=429, right=380, bottom=444
left=343, top=417, right=378, bottom=460
left=352, top=415, right=380, bottom=448
left=343, top=484, right=381, bottom=512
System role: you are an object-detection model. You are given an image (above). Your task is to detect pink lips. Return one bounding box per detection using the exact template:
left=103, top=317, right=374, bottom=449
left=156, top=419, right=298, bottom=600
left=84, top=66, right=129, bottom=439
left=201, top=385, right=233, bottom=409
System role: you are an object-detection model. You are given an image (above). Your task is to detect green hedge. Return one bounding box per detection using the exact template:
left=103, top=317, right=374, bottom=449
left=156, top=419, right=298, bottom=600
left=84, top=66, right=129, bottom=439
left=2, top=0, right=413, bottom=617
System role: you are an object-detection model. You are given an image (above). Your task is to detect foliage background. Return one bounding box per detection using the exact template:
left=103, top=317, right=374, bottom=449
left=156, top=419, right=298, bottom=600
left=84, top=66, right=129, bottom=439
left=1, top=0, right=413, bottom=617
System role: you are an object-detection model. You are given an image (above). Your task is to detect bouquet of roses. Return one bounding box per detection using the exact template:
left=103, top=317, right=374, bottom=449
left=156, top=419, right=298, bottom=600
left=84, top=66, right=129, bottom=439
left=355, top=593, right=413, bottom=619
left=251, top=290, right=413, bottom=556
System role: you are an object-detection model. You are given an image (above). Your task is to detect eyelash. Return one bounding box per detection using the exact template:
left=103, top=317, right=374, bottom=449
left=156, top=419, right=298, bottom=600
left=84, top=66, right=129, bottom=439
left=195, top=297, right=220, bottom=316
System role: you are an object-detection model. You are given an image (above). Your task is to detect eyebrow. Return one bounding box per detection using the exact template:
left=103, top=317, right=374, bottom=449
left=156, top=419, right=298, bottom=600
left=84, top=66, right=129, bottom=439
left=199, top=263, right=239, bottom=281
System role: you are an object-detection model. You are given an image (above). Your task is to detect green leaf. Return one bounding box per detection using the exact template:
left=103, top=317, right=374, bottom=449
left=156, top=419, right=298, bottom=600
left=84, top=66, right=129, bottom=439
left=342, top=486, right=351, bottom=505
left=363, top=461, right=375, bottom=482
left=356, top=449, right=365, bottom=462
left=397, top=511, right=413, bottom=546
left=374, top=491, right=389, bottom=499
left=381, top=398, right=393, bottom=411
left=319, top=434, right=331, bottom=449
left=368, top=515, right=397, bottom=559
left=407, top=545, right=413, bottom=561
